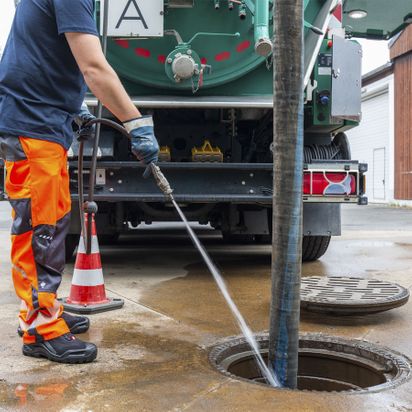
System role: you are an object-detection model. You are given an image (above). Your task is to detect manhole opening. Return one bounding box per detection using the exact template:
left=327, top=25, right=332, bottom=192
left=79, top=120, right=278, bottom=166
left=210, top=334, right=412, bottom=393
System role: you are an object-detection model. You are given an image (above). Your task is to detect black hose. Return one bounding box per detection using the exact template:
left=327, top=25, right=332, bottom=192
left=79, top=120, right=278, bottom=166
left=83, top=0, right=110, bottom=255
left=78, top=137, right=86, bottom=253
left=78, top=118, right=131, bottom=254
left=303, top=143, right=342, bottom=163
left=88, top=118, right=131, bottom=139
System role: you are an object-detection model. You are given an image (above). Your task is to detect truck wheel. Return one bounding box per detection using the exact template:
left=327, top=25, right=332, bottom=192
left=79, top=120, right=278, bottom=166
left=302, top=235, right=331, bottom=262
left=65, top=234, right=79, bottom=262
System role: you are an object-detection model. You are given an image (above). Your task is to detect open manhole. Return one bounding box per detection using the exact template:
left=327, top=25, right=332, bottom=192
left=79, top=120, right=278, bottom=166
left=210, top=334, right=412, bottom=393
left=300, top=276, right=410, bottom=315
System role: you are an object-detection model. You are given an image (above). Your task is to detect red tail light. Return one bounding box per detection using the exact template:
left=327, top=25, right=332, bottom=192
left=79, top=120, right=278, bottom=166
left=303, top=172, right=356, bottom=196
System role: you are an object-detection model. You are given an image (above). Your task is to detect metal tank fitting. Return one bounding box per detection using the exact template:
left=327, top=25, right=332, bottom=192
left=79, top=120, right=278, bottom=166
left=254, top=0, right=273, bottom=56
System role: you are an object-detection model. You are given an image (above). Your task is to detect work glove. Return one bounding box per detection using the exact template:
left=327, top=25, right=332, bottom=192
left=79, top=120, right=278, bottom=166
left=123, top=115, right=159, bottom=168
left=74, top=102, right=96, bottom=141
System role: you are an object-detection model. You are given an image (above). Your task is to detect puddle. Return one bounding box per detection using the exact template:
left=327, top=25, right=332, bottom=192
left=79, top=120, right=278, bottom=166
left=1, top=224, right=412, bottom=410
left=0, top=321, right=212, bottom=411
left=0, top=380, right=78, bottom=411
left=139, top=256, right=273, bottom=336
left=139, top=256, right=411, bottom=342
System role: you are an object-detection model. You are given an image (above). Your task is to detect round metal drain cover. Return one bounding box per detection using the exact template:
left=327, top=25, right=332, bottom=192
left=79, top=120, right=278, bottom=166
left=300, top=276, right=410, bottom=315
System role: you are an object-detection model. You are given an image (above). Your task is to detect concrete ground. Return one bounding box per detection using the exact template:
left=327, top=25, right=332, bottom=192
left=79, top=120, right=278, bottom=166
left=0, top=203, right=412, bottom=411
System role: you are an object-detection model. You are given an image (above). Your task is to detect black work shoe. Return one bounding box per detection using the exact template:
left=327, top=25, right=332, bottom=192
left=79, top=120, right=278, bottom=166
left=22, top=333, right=97, bottom=364
left=18, top=312, right=90, bottom=337
left=60, top=312, right=90, bottom=334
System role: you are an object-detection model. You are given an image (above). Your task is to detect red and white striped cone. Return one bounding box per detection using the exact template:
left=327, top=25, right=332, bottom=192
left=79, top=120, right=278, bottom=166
left=63, top=214, right=124, bottom=314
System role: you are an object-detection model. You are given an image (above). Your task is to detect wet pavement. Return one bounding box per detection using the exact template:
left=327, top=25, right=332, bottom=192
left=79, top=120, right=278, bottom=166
left=0, top=204, right=412, bottom=411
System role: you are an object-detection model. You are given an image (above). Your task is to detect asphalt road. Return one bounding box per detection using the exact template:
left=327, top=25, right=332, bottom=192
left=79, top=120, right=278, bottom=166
left=342, top=204, right=412, bottom=231
left=0, top=201, right=10, bottom=230
left=0, top=202, right=412, bottom=411
left=1, top=201, right=412, bottom=231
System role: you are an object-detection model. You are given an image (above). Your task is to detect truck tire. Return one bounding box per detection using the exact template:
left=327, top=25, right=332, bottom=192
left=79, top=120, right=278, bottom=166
left=302, top=235, right=331, bottom=262
left=65, top=234, right=79, bottom=262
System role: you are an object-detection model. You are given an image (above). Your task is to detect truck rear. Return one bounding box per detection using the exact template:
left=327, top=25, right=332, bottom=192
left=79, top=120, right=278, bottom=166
left=13, top=0, right=412, bottom=260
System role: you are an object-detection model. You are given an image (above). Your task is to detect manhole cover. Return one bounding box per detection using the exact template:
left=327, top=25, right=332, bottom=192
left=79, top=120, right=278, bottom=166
left=301, top=276, right=410, bottom=315
left=210, top=334, right=412, bottom=393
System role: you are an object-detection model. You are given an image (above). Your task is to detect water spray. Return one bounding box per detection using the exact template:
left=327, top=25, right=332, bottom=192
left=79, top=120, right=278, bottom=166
left=148, top=162, right=280, bottom=388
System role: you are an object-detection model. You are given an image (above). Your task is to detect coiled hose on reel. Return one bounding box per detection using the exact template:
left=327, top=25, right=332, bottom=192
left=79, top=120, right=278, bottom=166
left=303, top=133, right=351, bottom=163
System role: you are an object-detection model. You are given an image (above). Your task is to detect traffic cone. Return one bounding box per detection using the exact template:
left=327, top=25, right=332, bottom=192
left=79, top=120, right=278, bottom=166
left=63, top=214, right=124, bottom=314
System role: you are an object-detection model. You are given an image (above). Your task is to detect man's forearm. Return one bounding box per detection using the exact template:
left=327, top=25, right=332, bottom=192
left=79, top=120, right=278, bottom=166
left=84, top=63, right=141, bottom=122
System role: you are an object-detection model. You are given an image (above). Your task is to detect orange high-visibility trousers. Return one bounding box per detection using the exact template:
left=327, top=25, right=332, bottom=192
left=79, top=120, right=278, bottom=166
left=0, top=136, right=71, bottom=343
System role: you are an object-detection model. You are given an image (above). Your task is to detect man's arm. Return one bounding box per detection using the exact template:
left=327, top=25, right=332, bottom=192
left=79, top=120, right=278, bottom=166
left=65, top=32, right=141, bottom=122
left=66, top=32, right=159, bottom=167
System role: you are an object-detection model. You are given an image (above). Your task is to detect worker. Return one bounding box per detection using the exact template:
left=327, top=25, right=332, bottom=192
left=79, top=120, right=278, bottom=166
left=0, top=0, right=159, bottom=364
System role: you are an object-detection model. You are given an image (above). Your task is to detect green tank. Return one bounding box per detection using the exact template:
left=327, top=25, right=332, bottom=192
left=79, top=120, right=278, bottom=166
left=102, top=0, right=409, bottom=96
left=108, top=5, right=266, bottom=92
left=105, top=0, right=273, bottom=93
left=63, top=0, right=410, bottom=261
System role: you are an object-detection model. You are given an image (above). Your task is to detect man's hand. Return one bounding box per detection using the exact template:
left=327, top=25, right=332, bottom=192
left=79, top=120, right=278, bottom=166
left=74, top=103, right=96, bottom=141
left=123, top=116, right=159, bottom=166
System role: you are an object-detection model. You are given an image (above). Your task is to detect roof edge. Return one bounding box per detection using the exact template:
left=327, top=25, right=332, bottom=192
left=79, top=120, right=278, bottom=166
left=362, top=62, right=393, bottom=86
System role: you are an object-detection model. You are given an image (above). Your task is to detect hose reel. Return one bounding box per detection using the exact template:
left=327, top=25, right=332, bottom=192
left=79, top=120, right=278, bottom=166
left=303, top=133, right=351, bottom=163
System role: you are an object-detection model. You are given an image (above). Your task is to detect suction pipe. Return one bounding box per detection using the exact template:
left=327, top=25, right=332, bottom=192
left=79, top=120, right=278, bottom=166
left=268, top=0, right=304, bottom=389
left=254, top=0, right=273, bottom=57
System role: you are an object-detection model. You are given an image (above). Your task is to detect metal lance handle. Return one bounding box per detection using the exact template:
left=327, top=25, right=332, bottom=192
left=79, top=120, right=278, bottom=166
left=149, top=163, right=174, bottom=199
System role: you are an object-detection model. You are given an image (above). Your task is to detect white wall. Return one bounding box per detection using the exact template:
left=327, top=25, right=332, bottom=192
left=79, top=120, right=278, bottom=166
left=347, top=75, right=412, bottom=207
left=358, top=40, right=390, bottom=75
left=347, top=76, right=392, bottom=204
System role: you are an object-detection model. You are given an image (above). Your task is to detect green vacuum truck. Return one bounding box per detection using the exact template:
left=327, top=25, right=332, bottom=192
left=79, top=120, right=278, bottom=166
left=61, top=0, right=410, bottom=260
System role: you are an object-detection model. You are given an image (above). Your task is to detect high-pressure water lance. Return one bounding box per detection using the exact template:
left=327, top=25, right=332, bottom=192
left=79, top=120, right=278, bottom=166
left=76, top=118, right=280, bottom=387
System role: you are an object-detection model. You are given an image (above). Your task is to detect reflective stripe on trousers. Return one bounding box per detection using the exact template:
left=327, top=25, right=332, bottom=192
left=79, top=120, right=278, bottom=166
left=0, top=136, right=71, bottom=343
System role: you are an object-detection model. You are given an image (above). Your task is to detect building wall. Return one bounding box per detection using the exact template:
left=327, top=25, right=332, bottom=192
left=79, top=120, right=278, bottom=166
left=346, top=76, right=396, bottom=204
left=346, top=28, right=412, bottom=206
left=394, top=52, right=412, bottom=200
left=390, top=25, right=412, bottom=202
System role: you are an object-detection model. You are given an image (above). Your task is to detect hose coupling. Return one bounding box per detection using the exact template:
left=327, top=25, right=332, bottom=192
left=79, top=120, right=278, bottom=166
left=150, top=163, right=174, bottom=198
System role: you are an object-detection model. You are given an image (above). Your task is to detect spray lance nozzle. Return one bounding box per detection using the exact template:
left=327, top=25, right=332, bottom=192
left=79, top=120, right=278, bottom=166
left=149, top=163, right=174, bottom=199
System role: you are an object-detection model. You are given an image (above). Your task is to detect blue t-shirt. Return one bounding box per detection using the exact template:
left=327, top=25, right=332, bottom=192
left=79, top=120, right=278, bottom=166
left=0, top=0, right=98, bottom=149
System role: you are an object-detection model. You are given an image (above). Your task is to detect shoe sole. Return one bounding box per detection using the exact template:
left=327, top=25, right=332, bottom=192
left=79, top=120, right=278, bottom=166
left=22, top=344, right=97, bottom=364
left=17, top=318, right=90, bottom=337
